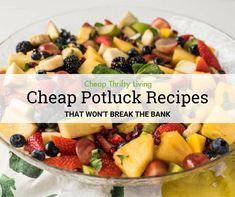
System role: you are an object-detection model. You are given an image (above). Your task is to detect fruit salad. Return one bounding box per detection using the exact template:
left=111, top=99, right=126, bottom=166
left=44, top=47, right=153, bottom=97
left=1, top=11, right=234, bottom=178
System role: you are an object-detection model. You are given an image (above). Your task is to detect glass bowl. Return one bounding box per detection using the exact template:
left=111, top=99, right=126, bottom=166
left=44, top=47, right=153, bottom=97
left=0, top=7, right=235, bottom=186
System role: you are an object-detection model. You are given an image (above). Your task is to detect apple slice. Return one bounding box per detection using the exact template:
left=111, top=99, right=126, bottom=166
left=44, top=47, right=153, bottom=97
left=38, top=55, right=63, bottom=71
left=29, top=34, right=50, bottom=46
left=117, top=11, right=138, bottom=29
left=132, top=22, right=150, bottom=34
left=97, top=25, right=120, bottom=37
left=155, top=38, right=178, bottom=54
left=98, top=43, right=110, bottom=55
left=175, top=60, right=196, bottom=74
left=151, top=17, right=171, bottom=29
left=38, top=42, right=61, bottom=55
left=103, top=48, right=128, bottom=67
left=141, top=29, right=155, bottom=46
left=47, top=21, right=60, bottom=40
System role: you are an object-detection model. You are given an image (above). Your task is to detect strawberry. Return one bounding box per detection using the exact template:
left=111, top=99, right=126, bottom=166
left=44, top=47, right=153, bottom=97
left=180, top=34, right=193, bottom=41
left=108, top=134, right=125, bottom=145
left=52, top=136, right=77, bottom=155
left=24, top=132, right=44, bottom=153
left=155, top=123, right=185, bottom=135
left=97, top=154, right=121, bottom=177
left=151, top=17, right=171, bottom=29
left=44, top=156, right=82, bottom=171
left=196, top=56, right=210, bottom=73
left=95, top=35, right=112, bottom=46
left=197, top=40, right=221, bottom=70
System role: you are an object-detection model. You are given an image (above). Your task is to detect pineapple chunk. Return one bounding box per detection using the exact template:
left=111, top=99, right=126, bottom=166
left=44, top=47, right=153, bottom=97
left=155, top=132, right=192, bottom=165
left=114, top=134, right=154, bottom=177
left=38, top=55, right=63, bottom=71
left=7, top=53, right=37, bottom=69
left=77, top=26, right=95, bottom=43
left=172, top=47, right=196, bottom=65
left=78, top=59, right=102, bottom=74
left=29, top=34, right=50, bottom=46
left=58, top=123, right=112, bottom=138
left=201, top=123, right=235, bottom=144
left=62, top=47, right=83, bottom=59
left=84, top=46, right=105, bottom=63
left=117, top=123, right=136, bottom=134
left=186, top=133, right=206, bottom=153
left=159, top=65, right=174, bottom=74
left=113, top=37, right=138, bottom=53
left=42, top=132, right=61, bottom=144
left=159, top=28, right=173, bottom=38
left=47, top=21, right=60, bottom=40
left=117, top=11, right=138, bottom=29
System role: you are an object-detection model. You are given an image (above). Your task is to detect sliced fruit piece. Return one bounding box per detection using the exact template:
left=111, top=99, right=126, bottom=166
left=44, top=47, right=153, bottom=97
left=38, top=55, right=63, bottom=71
left=155, top=123, right=185, bottom=135
left=52, top=136, right=77, bottom=155
left=97, top=25, right=120, bottom=37
left=152, top=48, right=172, bottom=63
left=84, top=46, right=105, bottom=63
left=172, top=47, right=196, bottom=65
left=183, top=153, right=209, bottom=169
left=95, top=134, right=113, bottom=154
left=141, top=29, right=155, bottom=46
left=24, top=132, right=44, bottom=153
left=183, top=123, right=201, bottom=138
left=7, top=53, right=37, bottom=69
left=98, top=43, right=110, bottom=55
left=61, top=47, right=83, bottom=59
left=6, top=63, right=24, bottom=74
left=186, top=133, right=206, bottom=153
left=42, top=132, right=61, bottom=144
left=151, top=17, right=171, bottom=30
left=159, top=28, right=173, bottom=38
left=103, top=48, right=128, bottom=67
left=0, top=123, right=37, bottom=142
left=201, top=123, right=235, bottom=144
left=117, top=11, right=138, bottom=29
left=155, top=38, right=178, bottom=54
left=132, top=22, right=150, bottom=34
left=82, top=165, right=95, bottom=175
left=38, top=42, right=61, bottom=55
left=198, top=40, right=221, bottom=70
left=114, top=134, right=154, bottom=177
left=113, top=37, right=137, bottom=53
left=122, top=26, right=136, bottom=38
left=168, top=163, right=183, bottom=173
left=78, top=59, right=101, bottom=74
left=25, top=68, right=36, bottom=74
left=97, top=154, right=122, bottom=177
left=77, top=26, right=95, bottom=43
left=159, top=65, right=174, bottom=74
left=142, top=123, right=158, bottom=134
left=44, top=155, right=82, bottom=171
left=47, top=21, right=60, bottom=40
left=58, top=123, right=112, bottom=138
left=155, top=132, right=192, bottom=165
left=196, top=56, right=210, bottom=73
left=117, top=123, right=136, bottom=134
left=175, top=60, right=196, bottom=73
left=29, top=34, right=50, bottom=46
left=143, top=160, right=168, bottom=177
left=95, top=35, right=112, bottom=46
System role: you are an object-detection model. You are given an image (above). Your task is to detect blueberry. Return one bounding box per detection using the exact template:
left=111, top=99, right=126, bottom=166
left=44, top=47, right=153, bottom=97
left=10, top=134, right=26, bottom=148
left=189, top=45, right=200, bottom=56
left=211, top=138, right=229, bottom=155
left=66, top=35, right=76, bottom=44
left=36, top=70, right=46, bottom=75
left=31, top=49, right=42, bottom=60
left=76, top=44, right=86, bottom=54
left=153, top=57, right=165, bottom=65
left=128, top=48, right=139, bottom=57
left=60, top=29, right=71, bottom=39
left=176, top=37, right=186, bottom=47
left=40, top=51, right=51, bottom=59
left=204, top=149, right=216, bottom=159
left=142, top=46, right=152, bottom=55
left=31, top=150, right=45, bottom=161
left=45, top=141, right=59, bottom=157
left=47, top=123, right=57, bottom=129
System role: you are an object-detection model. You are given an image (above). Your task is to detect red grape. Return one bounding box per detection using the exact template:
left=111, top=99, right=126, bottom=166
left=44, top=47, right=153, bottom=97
left=183, top=153, right=210, bottom=169
left=143, top=160, right=168, bottom=177
left=76, top=138, right=96, bottom=165
left=38, top=42, right=61, bottom=55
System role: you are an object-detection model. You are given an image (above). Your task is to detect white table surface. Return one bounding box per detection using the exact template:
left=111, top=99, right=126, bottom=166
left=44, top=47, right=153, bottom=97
left=0, top=0, right=235, bottom=42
